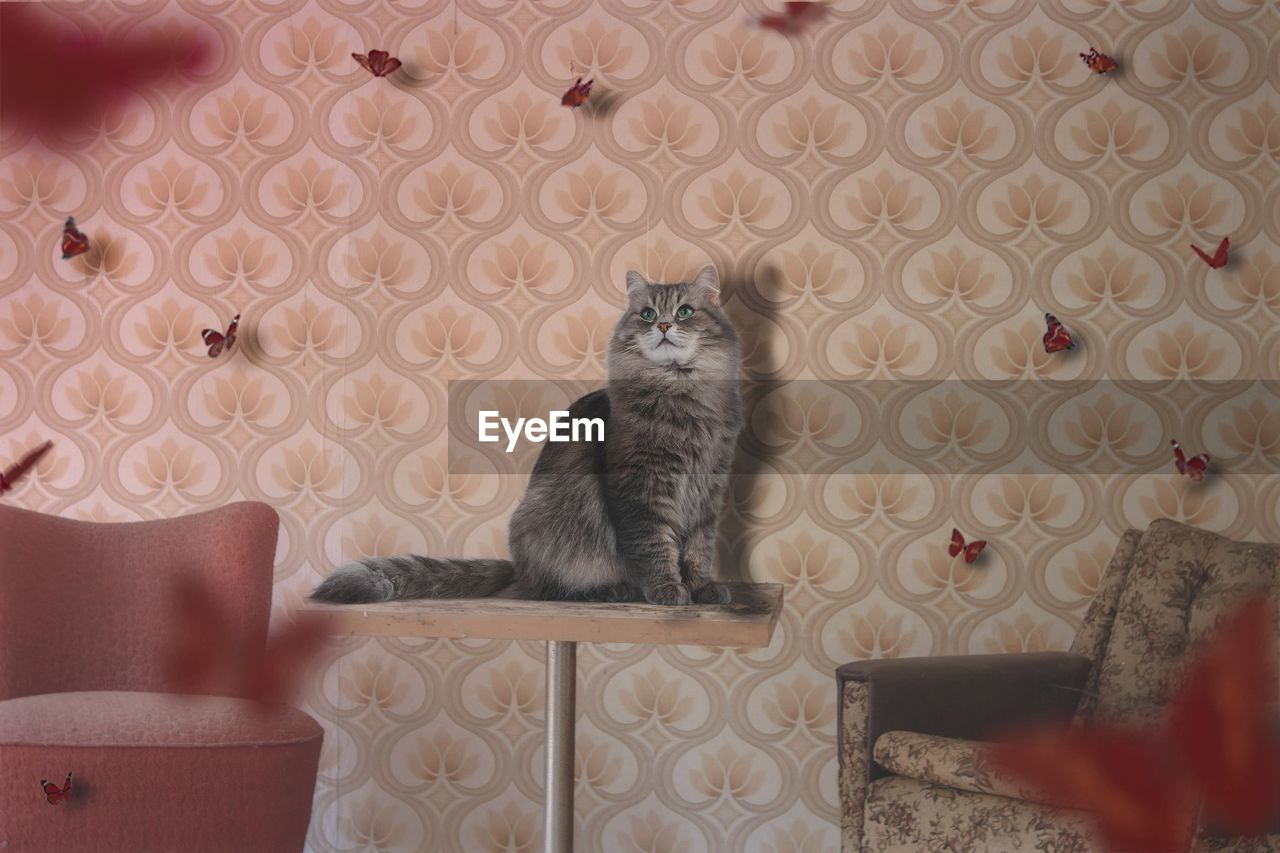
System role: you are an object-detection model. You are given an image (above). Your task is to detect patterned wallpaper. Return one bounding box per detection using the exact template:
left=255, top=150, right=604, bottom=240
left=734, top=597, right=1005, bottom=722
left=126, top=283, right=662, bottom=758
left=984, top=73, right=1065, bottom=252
left=2, top=0, right=1278, bottom=850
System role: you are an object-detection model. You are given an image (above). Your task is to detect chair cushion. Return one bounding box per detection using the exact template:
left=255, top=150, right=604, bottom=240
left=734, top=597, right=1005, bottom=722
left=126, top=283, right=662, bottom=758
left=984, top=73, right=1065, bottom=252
left=868, top=734, right=1280, bottom=851
left=0, top=689, right=321, bottom=747
left=0, top=691, right=322, bottom=853
left=1093, top=519, right=1280, bottom=723
left=863, top=774, right=1097, bottom=852
left=1196, top=835, right=1280, bottom=851
left=872, top=730, right=1047, bottom=803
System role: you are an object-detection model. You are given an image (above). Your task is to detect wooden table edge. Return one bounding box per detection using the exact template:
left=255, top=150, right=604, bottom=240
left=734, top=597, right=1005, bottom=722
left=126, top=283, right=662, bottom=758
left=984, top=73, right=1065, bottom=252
left=299, top=581, right=785, bottom=649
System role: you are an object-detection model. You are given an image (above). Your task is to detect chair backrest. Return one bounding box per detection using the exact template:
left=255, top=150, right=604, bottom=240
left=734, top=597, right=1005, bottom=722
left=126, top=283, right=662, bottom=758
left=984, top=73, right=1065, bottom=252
left=1073, top=518, right=1280, bottom=724
left=0, top=502, right=279, bottom=702
left=1068, top=527, right=1143, bottom=719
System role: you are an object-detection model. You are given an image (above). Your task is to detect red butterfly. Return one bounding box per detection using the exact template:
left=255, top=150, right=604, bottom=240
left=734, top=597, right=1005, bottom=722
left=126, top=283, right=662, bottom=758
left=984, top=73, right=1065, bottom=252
left=0, top=440, right=53, bottom=494
left=1042, top=312, right=1076, bottom=354
left=990, top=596, right=1279, bottom=852
left=41, top=772, right=72, bottom=805
left=61, top=216, right=89, bottom=259
left=759, top=1, right=828, bottom=35
left=1191, top=237, right=1229, bottom=269
left=1171, top=439, right=1210, bottom=482
left=167, top=575, right=328, bottom=706
left=352, top=50, right=401, bottom=78
left=201, top=313, right=239, bottom=358
left=561, top=77, right=593, bottom=108
left=948, top=528, right=987, bottom=563
left=1080, top=47, right=1118, bottom=74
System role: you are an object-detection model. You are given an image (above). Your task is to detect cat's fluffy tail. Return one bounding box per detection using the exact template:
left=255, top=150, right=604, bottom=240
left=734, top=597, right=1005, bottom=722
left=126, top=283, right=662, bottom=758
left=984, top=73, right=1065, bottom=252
left=309, top=556, right=515, bottom=603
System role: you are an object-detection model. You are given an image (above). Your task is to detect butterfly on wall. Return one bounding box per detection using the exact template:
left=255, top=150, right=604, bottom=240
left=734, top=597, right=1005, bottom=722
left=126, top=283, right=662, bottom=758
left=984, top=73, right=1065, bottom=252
left=61, top=216, right=89, bottom=259
left=352, top=49, right=401, bottom=78
left=990, top=596, right=1279, bottom=851
left=1079, top=47, right=1118, bottom=74
left=0, top=440, right=53, bottom=494
left=948, top=528, right=987, bottom=563
left=1171, top=439, right=1210, bottom=482
left=167, top=574, right=328, bottom=706
left=1191, top=237, right=1229, bottom=269
left=758, top=1, right=827, bottom=35
left=1042, top=313, right=1077, bottom=354
left=201, top=313, right=239, bottom=359
left=41, top=772, right=73, bottom=805
left=561, top=77, right=593, bottom=108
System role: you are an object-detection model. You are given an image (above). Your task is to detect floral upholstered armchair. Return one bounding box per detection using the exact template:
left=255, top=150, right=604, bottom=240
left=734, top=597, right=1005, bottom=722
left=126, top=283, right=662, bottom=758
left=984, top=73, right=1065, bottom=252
left=837, top=518, right=1280, bottom=852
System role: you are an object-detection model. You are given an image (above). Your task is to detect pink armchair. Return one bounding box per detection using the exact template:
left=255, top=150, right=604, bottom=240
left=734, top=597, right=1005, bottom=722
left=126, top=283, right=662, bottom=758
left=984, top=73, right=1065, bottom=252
left=0, top=502, right=323, bottom=852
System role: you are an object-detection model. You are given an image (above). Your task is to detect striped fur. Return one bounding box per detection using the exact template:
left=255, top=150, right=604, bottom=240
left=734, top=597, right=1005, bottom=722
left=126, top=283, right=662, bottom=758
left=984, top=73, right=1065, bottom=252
left=309, top=556, right=513, bottom=603
left=309, top=266, right=741, bottom=605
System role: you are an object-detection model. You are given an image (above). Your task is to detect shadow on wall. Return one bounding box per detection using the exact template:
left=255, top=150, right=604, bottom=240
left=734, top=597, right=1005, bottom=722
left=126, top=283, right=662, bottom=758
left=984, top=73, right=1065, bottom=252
left=718, top=261, right=787, bottom=585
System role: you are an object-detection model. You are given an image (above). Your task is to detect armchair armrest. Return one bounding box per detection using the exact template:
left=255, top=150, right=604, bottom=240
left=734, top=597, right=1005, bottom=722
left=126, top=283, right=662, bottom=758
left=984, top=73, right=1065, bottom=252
left=839, top=652, right=1092, bottom=757
left=835, top=652, right=1091, bottom=853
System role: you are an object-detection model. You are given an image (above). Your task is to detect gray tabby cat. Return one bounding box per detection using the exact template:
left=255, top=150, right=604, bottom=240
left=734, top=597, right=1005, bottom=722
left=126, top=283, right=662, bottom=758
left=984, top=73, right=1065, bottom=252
left=309, top=264, right=742, bottom=606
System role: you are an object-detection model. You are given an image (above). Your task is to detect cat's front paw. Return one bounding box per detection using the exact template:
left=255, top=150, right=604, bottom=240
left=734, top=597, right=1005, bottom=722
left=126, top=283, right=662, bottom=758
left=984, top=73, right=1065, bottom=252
left=690, top=582, right=731, bottom=605
left=644, top=581, right=691, bottom=606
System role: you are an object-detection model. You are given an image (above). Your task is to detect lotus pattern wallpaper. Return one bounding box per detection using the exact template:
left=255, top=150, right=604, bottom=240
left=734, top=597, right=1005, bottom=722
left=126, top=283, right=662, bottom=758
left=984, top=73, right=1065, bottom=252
left=1, top=0, right=1279, bottom=849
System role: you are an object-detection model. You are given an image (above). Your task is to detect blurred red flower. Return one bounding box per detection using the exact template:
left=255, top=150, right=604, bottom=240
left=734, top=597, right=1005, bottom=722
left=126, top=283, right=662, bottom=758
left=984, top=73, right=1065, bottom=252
left=990, top=596, right=1279, bottom=852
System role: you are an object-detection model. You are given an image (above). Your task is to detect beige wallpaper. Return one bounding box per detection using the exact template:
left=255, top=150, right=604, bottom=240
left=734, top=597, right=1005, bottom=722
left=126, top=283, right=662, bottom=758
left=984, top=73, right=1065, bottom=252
left=2, top=0, right=1278, bottom=849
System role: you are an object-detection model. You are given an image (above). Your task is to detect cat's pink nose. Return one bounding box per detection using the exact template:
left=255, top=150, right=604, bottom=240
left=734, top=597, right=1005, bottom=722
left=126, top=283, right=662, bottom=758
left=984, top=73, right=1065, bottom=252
left=657, top=322, right=671, bottom=333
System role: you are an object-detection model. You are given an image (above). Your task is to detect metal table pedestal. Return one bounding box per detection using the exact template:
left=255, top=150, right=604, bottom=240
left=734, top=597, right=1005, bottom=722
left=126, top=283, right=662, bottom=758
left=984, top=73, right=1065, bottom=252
left=543, top=640, right=576, bottom=853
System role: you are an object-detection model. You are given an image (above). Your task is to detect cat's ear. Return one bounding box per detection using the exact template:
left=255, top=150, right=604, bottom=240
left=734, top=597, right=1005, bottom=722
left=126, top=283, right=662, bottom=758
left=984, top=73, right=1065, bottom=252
left=625, top=270, right=648, bottom=298
left=691, top=264, right=721, bottom=306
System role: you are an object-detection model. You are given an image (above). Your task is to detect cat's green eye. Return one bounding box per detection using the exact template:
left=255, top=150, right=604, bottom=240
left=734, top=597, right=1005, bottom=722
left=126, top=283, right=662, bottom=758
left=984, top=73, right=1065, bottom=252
left=676, top=305, right=695, bottom=320
left=640, top=308, right=658, bottom=323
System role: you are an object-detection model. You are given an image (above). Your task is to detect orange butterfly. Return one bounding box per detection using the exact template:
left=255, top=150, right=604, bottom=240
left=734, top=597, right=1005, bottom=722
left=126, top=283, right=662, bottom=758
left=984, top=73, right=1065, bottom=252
left=1171, top=439, right=1210, bottom=482
left=990, top=596, right=1280, bottom=852
left=0, top=440, right=53, bottom=494
left=561, top=77, right=593, bottom=108
left=352, top=49, right=401, bottom=77
left=41, top=772, right=73, bottom=805
left=1080, top=47, right=1118, bottom=74
left=948, top=528, right=987, bottom=563
left=1191, top=237, right=1229, bottom=269
left=201, top=313, right=239, bottom=359
left=61, top=216, right=89, bottom=259
left=1042, top=312, right=1076, bottom=354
